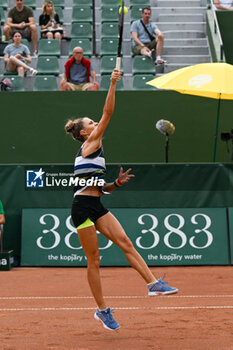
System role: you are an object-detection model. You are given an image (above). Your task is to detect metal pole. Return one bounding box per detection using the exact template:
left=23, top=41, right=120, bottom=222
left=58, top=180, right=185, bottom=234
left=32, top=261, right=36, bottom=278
left=0, top=225, right=3, bottom=253
left=92, top=0, right=96, bottom=56
left=213, top=94, right=221, bottom=162
left=165, top=133, right=169, bottom=163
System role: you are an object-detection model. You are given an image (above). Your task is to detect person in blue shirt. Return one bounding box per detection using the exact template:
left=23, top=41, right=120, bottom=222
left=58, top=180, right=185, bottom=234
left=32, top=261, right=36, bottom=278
left=3, top=31, right=37, bottom=76
left=131, top=7, right=165, bottom=65
left=60, top=47, right=99, bottom=91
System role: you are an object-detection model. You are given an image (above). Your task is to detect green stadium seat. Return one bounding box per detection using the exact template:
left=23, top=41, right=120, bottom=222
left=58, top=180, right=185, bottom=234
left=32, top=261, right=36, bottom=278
left=38, top=39, right=61, bottom=57
left=100, top=56, right=123, bottom=75
left=133, top=74, right=155, bottom=90
left=100, top=38, right=118, bottom=56
left=52, top=0, right=65, bottom=9
left=100, top=74, right=124, bottom=90
left=71, top=22, right=92, bottom=38
left=36, top=56, right=60, bottom=76
left=73, top=0, right=92, bottom=6
left=3, top=76, right=25, bottom=91
left=0, top=0, right=7, bottom=10
left=130, top=5, right=144, bottom=22
left=132, top=56, right=155, bottom=75
left=101, top=0, right=118, bottom=5
left=23, top=0, right=36, bottom=9
left=101, top=22, right=118, bottom=38
left=0, top=7, right=5, bottom=25
left=101, top=6, right=118, bottom=23
left=69, top=38, right=92, bottom=57
left=3, top=71, right=17, bottom=76
left=33, top=75, right=58, bottom=91
left=130, top=0, right=150, bottom=7
left=72, top=6, right=92, bottom=23
left=54, top=7, right=64, bottom=25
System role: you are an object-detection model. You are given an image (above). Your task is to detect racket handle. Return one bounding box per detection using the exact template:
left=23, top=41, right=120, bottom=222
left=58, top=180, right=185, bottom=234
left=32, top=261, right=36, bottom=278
left=116, top=57, right=121, bottom=71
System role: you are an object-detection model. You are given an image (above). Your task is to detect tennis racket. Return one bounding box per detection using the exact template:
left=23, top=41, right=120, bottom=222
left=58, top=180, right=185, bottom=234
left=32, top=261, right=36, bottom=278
left=116, top=0, right=125, bottom=71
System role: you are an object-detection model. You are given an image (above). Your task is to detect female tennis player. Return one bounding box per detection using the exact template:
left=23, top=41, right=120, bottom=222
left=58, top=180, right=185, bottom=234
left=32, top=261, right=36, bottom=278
left=65, top=69, right=178, bottom=331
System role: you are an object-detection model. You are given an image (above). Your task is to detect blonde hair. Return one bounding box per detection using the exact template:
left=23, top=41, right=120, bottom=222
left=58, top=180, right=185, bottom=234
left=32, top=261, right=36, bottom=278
left=65, top=118, right=85, bottom=142
left=42, top=1, right=55, bottom=17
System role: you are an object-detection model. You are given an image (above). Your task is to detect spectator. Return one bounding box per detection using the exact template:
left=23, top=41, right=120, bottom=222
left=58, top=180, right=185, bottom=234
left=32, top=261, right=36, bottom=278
left=0, top=200, right=5, bottom=251
left=4, top=31, right=37, bottom=77
left=39, top=1, right=62, bottom=45
left=3, top=0, right=38, bottom=55
left=0, top=200, right=5, bottom=226
left=213, top=0, right=233, bottom=10
left=131, top=7, right=165, bottom=65
left=60, top=47, right=100, bottom=91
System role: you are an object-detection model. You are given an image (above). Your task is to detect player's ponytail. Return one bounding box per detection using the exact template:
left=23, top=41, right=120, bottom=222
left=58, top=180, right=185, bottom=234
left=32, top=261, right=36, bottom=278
left=65, top=118, right=85, bottom=142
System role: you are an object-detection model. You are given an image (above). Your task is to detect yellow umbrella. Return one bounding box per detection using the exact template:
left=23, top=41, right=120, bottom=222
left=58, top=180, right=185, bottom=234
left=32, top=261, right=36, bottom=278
left=147, top=62, right=233, bottom=160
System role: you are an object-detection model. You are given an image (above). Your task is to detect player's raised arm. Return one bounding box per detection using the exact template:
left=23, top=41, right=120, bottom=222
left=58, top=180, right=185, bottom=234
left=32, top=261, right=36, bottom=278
left=87, top=69, right=121, bottom=143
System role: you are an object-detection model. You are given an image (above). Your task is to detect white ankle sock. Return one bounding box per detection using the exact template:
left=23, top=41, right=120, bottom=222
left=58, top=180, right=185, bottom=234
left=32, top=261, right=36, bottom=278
left=147, top=280, right=158, bottom=286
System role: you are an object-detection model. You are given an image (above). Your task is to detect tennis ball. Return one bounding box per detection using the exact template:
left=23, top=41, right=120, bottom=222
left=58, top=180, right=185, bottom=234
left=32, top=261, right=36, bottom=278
left=119, top=6, right=128, bottom=15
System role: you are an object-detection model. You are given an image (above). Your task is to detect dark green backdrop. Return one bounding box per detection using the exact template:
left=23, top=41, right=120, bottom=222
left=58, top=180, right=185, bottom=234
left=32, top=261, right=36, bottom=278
left=0, top=91, right=232, bottom=163
left=216, top=11, right=233, bottom=65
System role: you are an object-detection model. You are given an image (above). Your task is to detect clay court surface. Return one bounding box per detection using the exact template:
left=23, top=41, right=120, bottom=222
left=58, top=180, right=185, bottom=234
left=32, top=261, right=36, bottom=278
left=0, top=266, right=233, bottom=350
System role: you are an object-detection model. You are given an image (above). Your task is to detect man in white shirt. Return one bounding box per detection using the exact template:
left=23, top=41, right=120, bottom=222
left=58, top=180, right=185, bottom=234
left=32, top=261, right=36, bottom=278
left=213, top=0, right=233, bottom=10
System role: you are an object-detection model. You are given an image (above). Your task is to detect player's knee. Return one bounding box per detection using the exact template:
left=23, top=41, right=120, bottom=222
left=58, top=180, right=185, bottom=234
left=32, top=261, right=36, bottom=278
left=87, top=251, right=100, bottom=268
left=120, top=235, right=134, bottom=253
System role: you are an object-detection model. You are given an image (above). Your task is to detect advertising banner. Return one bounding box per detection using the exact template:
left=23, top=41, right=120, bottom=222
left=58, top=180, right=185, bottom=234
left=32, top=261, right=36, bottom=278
left=228, top=207, right=233, bottom=265
left=21, top=208, right=229, bottom=266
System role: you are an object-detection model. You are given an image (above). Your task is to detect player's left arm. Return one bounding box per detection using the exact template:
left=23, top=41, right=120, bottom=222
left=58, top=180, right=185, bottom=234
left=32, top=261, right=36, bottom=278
left=102, top=167, right=135, bottom=193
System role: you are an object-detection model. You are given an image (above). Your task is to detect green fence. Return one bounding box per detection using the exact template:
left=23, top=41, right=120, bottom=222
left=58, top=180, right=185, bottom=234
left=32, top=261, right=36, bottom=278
left=216, top=11, right=233, bottom=64
left=0, top=91, right=233, bottom=163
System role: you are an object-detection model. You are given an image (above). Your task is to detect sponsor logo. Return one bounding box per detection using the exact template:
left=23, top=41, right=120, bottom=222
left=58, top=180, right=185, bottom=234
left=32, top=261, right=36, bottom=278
left=188, top=74, right=212, bottom=88
left=26, top=168, right=45, bottom=188
left=26, top=168, right=104, bottom=189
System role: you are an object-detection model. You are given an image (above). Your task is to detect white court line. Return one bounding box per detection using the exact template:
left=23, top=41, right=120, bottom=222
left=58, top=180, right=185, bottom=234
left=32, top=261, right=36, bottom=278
left=0, top=306, right=233, bottom=312
left=0, top=295, right=233, bottom=300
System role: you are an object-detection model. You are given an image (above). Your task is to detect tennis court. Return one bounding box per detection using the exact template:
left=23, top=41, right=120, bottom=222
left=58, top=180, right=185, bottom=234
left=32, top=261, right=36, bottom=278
left=1, top=265, right=233, bottom=350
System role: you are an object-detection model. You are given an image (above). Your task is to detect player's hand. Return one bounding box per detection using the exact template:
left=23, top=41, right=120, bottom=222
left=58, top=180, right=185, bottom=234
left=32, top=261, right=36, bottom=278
left=117, top=167, right=135, bottom=185
left=111, top=69, right=121, bottom=83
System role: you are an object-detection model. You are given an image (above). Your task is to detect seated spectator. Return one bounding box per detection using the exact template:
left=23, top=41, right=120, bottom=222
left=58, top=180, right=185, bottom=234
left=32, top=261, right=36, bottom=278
left=131, top=7, right=165, bottom=65
left=39, top=1, right=62, bottom=45
left=3, top=0, right=38, bottom=55
left=60, top=47, right=100, bottom=91
left=0, top=200, right=5, bottom=251
left=213, top=0, right=233, bottom=10
left=4, top=31, right=37, bottom=77
left=0, top=200, right=5, bottom=226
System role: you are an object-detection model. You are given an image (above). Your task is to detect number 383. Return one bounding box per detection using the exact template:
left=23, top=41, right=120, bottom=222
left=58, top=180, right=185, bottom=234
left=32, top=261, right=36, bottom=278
left=36, top=212, right=213, bottom=250
left=136, top=213, right=213, bottom=250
